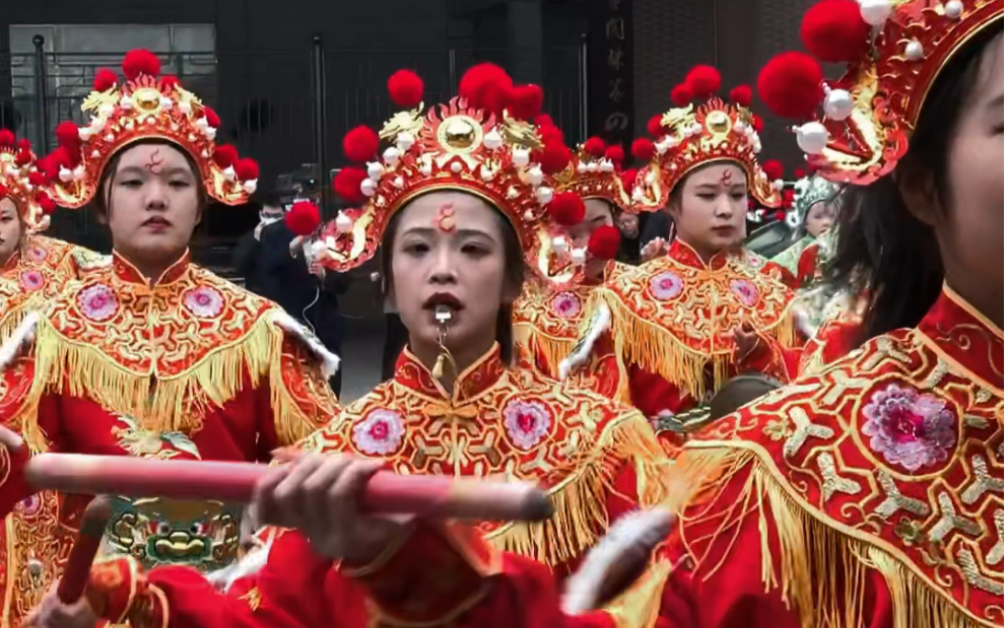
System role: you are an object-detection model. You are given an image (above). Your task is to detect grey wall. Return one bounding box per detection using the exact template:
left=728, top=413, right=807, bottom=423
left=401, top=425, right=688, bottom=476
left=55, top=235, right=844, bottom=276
left=632, top=0, right=818, bottom=165
left=1, top=0, right=450, bottom=183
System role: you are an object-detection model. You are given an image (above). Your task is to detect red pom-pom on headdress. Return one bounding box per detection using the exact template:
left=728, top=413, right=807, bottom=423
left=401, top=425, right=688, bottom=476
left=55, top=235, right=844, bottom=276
left=0, top=130, right=14, bottom=147
left=762, top=159, right=784, bottom=181
left=16, top=138, right=30, bottom=151
left=121, top=49, right=161, bottom=81
left=670, top=84, right=692, bottom=107
left=212, top=145, right=238, bottom=169
left=508, top=84, right=544, bottom=120
left=15, top=150, right=32, bottom=166
left=333, top=167, right=367, bottom=205
left=588, top=224, right=621, bottom=260
left=55, top=122, right=80, bottom=148
left=631, top=138, right=655, bottom=162
left=203, top=107, right=221, bottom=129
left=647, top=114, right=664, bottom=138
left=605, top=145, right=625, bottom=165
left=93, top=69, right=118, bottom=92
left=686, top=65, right=721, bottom=99
left=0, top=185, right=7, bottom=201
left=729, top=85, right=753, bottom=107
left=29, top=171, right=48, bottom=187
left=535, top=114, right=555, bottom=128
left=794, top=167, right=806, bottom=179
left=751, top=114, right=765, bottom=132
left=536, top=143, right=572, bottom=175
left=343, top=126, right=380, bottom=163
left=36, top=193, right=56, bottom=215
left=801, top=0, right=870, bottom=63
left=234, top=158, right=260, bottom=182
left=781, top=189, right=796, bottom=209
left=458, top=63, right=513, bottom=116
left=387, top=70, right=424, bottom=108
left=620, top=168, right=638, bottom=194
left=546, top=191, right=585, bottom=227
left=539, top=124, right=564, bottom=146
left=161, top=75, right=180, bottom=90
left=285, top=200, right=321, bottom=237
left=758, top=52, right=824, bottom=120
left=583, top=137, right=606, bottom=157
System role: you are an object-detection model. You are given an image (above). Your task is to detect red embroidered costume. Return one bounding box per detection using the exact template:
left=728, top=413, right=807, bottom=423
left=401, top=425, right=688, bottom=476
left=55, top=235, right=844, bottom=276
left=564, top=67, right=798, bottom=444
left=513, top=136, right=634, bottom=400
left=65, top=64, right=675, bottom=628
left=175, top=4, right=999, bottom=628
left=0, top=50, right=339, bottom=625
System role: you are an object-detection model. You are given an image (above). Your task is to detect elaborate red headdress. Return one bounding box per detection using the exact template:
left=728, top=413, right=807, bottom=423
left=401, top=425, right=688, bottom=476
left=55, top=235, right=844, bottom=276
left=551, top=136, right=631, bottom=211
left=758, top=0, right=1003, bottom=184
left=317, top=65, right=579, bottom=275
left=0, top=131, right=56, bottom=233
left=631, top=65, right=782, bottom=212
left=45, top=49, right=259, bottom=207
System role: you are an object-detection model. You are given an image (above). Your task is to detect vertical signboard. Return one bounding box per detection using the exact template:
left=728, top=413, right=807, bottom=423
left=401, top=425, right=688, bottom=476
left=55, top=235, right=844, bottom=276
left=588, top=0, right=634, bottom=148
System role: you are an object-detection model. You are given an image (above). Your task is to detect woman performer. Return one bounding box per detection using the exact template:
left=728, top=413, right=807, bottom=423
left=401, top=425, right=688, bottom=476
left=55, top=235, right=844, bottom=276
left=247, top=3, right=1000, bottom=628
left=23, top=63, right=672, bottom=628
left=563, top=66, right=799, bottom=443
left=0, top=49, right=339, bottom=624
left=0, top=132, right=104, bottom=335
left=512, top=133, right=634, bottom=399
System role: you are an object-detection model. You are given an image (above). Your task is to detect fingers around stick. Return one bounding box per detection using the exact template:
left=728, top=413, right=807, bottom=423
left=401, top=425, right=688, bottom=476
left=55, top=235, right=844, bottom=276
left=325, top=459, right=383, bottom=526
left=300, top=456, right=357, bottom=534
left=252, top=464, right=294, bottom=527
left=267, top=454, right=332, bottom=528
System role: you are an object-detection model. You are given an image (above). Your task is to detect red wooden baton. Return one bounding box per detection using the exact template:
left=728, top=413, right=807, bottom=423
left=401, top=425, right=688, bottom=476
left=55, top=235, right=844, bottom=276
left=26, top=454, right=553, bottom=522
left=57, top=497, right=112, bottom=604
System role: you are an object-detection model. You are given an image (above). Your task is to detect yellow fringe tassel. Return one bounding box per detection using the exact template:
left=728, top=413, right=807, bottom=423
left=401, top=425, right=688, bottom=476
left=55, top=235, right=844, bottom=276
left=675, top=446, right=985, bottom=628
left=21, top=313, right=318, bottom=452
left=594, top=289, right=797, bottom=401
left=512, top=322, right=575, bottom=380
left=485, top=411, right=674, bottom=568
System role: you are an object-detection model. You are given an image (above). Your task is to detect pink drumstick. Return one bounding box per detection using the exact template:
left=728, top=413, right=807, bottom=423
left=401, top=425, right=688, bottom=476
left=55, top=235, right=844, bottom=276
left=57, top=497, right=112, bottom=604
left=25, top=454, right=553, bottom=522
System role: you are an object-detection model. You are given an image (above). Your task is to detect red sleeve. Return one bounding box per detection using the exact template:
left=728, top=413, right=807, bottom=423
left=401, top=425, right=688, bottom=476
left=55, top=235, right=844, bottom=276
left=87, top=531, right=339, bottom=628
left=0, top=387, right=63, bottom=519
left=347, top=521, right=617, bottom=628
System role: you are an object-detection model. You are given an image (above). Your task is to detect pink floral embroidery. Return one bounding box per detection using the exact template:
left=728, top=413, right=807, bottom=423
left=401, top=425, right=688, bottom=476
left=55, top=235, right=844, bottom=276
left=26, top=246, right=47, bottom=263
left=649, top=271, right=683, bottom=301
left=503, top=399, right=552, bottom=450
left=861, top=384, right=957, bottom=472
left=183, top=286, right=225, bottom=318
left=77, top=284, right=119, bottom=321
left=19, top=270, right=44, bottom=292
left=353, top=409, right=405, bottom=455
left=16, top=495, right=41, bottom=516
left=551, top=292, right=582, bottom=318
left=730, top=279, right=759, bottom=307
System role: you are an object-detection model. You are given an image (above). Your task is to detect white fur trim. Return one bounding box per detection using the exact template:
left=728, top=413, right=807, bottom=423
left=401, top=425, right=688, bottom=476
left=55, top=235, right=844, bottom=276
left=561, top=508, right=675, bottom=615
left=558, top=302, right=611, bottom=380
left=270, top=310, right=340, bottom=378
left=0, top=311, right=39, bottom=372
left=205, top=536, right=274, bottom=593
left=792, top=304, right=817, bottom=340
